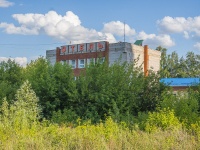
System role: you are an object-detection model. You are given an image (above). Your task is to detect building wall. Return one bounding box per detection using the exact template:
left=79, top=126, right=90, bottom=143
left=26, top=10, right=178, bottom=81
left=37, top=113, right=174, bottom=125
left=172, top=86, right=189, bottom=91
left=148, top=47, right=161, bottom=72
left=109, top=42, right=133, bottom=65
left=46, top=41, right=161, bottom=76
left=108, top=42, right=161, bottom=72
left=46, top=49, right=56, bottom=65
left=56, top=41, right=109, bottom=76
left=131, top=44, right=161, bottom=72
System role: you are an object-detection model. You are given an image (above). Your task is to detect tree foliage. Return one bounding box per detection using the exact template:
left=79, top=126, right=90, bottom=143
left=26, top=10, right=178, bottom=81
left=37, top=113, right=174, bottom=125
left=157, top=46, right=200, bottom=78
left=0, top=80, right=40, bottom=130
left=63, top=60, right=166, bottom=123
left=0, top=59, right=24, bottom=103
left=24, top=57, right=76, bottom=118
left=0, top=53, right=199, bottom=125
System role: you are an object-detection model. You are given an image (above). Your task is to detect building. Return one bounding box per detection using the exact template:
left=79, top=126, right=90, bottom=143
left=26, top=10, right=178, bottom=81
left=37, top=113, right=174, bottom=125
left=109, top=42, right=161, bottom=76
left=160, top=78, right=200, bottom=91
left=46, top=41, right=161, bottom=76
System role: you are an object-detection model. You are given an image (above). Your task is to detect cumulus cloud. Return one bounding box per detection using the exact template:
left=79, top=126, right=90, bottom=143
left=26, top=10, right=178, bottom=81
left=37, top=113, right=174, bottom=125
left=0, top=11, right=181, bottom=48
left=0, top=57, right=27, bottom=66
left=157, top=16, right=200, bottom=38
left=0, top=11, right=116, bottom=43
left=0, top=23, right=39, bottom=35
left=194, top=42, right=200, bottom=51
left=102, top=21, right=136, bottom=36
left=0, top=0, right=13, bottom=7
left=138, top=31, right=175, bottom=48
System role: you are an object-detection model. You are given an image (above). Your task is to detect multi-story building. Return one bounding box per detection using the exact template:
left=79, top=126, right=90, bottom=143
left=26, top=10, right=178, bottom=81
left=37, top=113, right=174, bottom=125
left=46, top=41, right=161, bottom=76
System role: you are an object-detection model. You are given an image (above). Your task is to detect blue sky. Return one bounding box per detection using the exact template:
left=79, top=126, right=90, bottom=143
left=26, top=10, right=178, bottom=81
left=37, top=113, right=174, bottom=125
left=0, top=0, right=200, bottom=66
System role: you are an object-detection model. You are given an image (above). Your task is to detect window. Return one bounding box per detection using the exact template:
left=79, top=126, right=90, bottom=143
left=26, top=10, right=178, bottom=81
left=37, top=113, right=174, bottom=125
left=97, top=57, right=105, bottom=64
left=87, top=58, right=95, bottom=65
left=69, top=60, right=76, bottom=69
left=60, top=60, right=66, bottom=65
left=78, top=59, right=85, bottom=68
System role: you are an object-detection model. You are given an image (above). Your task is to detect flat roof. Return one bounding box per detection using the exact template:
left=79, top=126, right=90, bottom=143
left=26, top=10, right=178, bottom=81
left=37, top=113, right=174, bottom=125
left=160, top=78, right=200, bottom=87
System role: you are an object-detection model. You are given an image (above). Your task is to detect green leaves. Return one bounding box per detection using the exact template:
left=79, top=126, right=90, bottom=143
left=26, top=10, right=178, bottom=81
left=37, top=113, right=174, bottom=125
left=0, top=59, right=24, bottom=102
left=145, top=108, right=181, bottom=132
left=24, top=57, right=76, bottom=118
left=158, top=46, right=200, bottom=78
left=0, top=81, right=41, bottom=130
left=72, top=61, right=165, bottom=123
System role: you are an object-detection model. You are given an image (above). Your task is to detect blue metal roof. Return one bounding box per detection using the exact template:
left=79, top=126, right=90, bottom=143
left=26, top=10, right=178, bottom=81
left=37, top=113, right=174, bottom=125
left=160, top=78, right=200, bottom=87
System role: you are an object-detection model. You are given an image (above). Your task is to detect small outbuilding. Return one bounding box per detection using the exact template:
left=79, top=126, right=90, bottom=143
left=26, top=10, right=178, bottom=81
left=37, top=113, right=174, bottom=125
left=160, top=78, right=200, bottom=91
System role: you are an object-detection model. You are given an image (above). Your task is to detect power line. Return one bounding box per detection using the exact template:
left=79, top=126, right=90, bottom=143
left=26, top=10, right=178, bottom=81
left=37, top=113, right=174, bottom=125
left=0, top=42, right=66, bottom=46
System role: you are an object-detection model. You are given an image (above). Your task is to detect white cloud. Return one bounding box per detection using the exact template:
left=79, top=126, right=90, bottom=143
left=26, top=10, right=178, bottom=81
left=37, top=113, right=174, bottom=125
left=0, top=57, right=27, bottom=66
left=183, top=31, right=189, bottom=39
left=0, top=11, right=116, bottom=43
left=0, top=0, right=13, bottom=7
left=138, top=31, right=175, bottom=48
left=0, top=23, right=39, bottom=35
left=103, top=21, right=136, bottom=36
left=157, top=16, right=200, bottom=38
left=194, top=42, right=200, bottom=51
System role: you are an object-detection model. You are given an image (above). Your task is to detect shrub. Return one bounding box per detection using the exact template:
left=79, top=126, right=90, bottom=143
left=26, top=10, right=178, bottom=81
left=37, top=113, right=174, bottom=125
left=145, top=108, right=181, bottom=132
left=0, top=80, right=41, bottom=130
left=160, top=90, right=200, bottom=128
left=51, top=108, right=78, bottom=126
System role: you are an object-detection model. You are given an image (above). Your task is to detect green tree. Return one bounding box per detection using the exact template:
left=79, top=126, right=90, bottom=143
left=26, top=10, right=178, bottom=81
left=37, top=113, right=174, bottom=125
left=24, top=57, right=76, bottom=119
left=0, top=80, right=41, bottom=130
left=0, top=59, right=24, bottom=103
left=185, top=52, right=200, bottom=77
left=156, top=46, right=170, bottom=78
left=176, top=56, right=187, bottom=77
left=157, top=46, right=200, bottom=78
left=167, top=51, right=179, bottom=77
left=160, top=90, right=199, bottom=127
left=70, top=60, right=166, bottom=123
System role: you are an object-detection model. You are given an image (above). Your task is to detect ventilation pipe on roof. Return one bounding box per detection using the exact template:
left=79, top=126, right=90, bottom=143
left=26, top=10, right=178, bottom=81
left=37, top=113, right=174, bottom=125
left=144, top=45, right=149, bottom=77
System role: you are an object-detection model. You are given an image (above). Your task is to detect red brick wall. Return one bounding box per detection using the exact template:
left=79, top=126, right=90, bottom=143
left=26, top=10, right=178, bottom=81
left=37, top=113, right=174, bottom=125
left=56, top=42, right=109, bottom=76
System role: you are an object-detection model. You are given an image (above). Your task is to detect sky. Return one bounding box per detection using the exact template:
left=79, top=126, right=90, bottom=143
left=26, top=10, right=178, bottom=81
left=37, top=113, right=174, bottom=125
left=0, top=0, right=200, bottom=66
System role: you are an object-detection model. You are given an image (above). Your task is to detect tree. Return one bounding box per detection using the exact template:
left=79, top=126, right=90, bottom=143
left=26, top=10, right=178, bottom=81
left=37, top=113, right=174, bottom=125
left=167, top=51, right=179, bottom=77
left=157, top=46, right=200, bottom=78
left=185, top=52, right=200, bottom=77
left=24, top=57, right=76, bottom=118
left=0, top=81, right=41, bottom=130
left=69, top=60, right=166, bottom=123
left=176, top=56, right=187, bottom=77
left=0, top=59, right=24, bottom=103
left=156, top=46, right=170, bottom=78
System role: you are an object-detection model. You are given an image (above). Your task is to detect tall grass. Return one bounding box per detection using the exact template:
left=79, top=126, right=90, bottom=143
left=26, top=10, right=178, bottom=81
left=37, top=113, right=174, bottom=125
left=0, top=81, right=199, bottom=149
left=0, top=118, right=199, bottom=150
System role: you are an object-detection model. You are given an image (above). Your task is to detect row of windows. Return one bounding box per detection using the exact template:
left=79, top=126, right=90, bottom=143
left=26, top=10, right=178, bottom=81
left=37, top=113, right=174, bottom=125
left=60, top=57, right=105, bottom=69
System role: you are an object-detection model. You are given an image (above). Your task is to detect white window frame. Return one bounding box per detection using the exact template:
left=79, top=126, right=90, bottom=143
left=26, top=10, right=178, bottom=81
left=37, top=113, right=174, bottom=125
left=60, top=60, right=66, bottom=65
left=87, top=58, right=95, bottom=65
left=78, top=59, right=85, bottom=68
left=69, top=60, right=76, bottom=69
left=97, top=57, right=105, bottom=64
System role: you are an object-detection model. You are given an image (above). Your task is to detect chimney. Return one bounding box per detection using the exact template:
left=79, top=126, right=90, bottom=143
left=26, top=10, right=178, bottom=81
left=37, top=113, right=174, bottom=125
left=144, top=45, right=149, bottom=77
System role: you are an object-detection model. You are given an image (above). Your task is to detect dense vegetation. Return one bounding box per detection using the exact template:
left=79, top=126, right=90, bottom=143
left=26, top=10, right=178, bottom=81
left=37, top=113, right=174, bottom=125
left=157, top=46, right=200, bottom=78
left=0, top=49, right=200, bottom=149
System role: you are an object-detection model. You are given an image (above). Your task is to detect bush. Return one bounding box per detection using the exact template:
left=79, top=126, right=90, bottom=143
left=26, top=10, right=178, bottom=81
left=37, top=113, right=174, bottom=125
left=51, top=108, right=78, bottom=126
left=0, top=80, right=41, bottom=130
left=145, top=108, right=181, bottom=132
left=160, top=90, right=200, bottom=128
